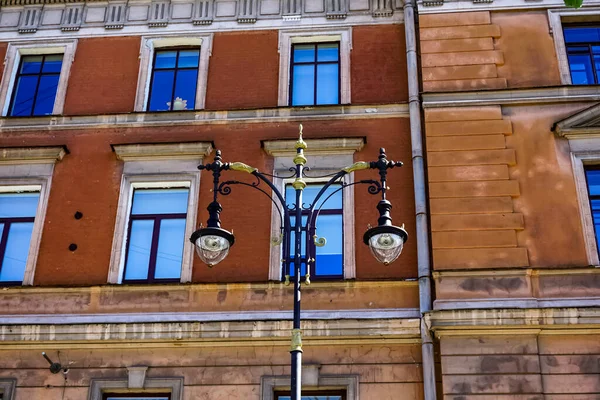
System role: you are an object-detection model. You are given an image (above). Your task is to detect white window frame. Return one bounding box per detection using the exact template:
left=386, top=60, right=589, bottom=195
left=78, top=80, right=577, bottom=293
left=263, top=137, right=364, bottom=281
left=0, top=146, right=66, bottom=286
left=134, top=35, right=213, bottom=112
left=107, top=142, right=212, bottom=284
left=278, top=28, right=352, bottom=107
left=0, top=379, right=16, bottom=400
left=548, top=8, right=600, bottom=85
left=0, top=39, right=77, bottom=116
left=261, top=372, right=358, bottom=400
left=88, top=376, right=183, bottom=400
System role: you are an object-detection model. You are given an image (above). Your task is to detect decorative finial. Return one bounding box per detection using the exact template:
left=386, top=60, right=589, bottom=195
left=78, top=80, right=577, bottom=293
left=299, top=123, right=303, bottom=139
left=295, top=124, right=307, bottom=150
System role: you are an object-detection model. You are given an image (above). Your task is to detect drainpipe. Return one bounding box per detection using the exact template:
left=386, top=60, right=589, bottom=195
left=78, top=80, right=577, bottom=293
left=403, top=1, right=437, bottom=399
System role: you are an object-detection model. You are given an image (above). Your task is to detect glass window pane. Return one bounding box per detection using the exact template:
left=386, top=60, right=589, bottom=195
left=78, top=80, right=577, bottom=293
left=177, top=49, right=200, bottom=68
left=173, top=69, right=198, bottom=110
left=20, top=56, right=43, bottom=74
left=0, top=192, right=39, bottom=218
left=11, top=75, right=39, bottom=116
left=316, top=63, right=339, bottom=105
left=149, top=70, right=175, bottom=111
left=586, top=169, right=600, bottom=195
left=124, top=219, right=154, bottom=280
left=154, top=218, right=185, bottom=279
left=564, top=27, right=600, bottom=43
left=292, top=65, right=315, bottom=106
left=131, top=189, right=189, bottom=215
left=0, top=222, right=34, bottom=282
left=286, top=184, right=342, bottom=210
left=42, top=55, right=63, bottom=73
left=33, top=74, right=59, bottom=116
left=293, top=44, right=315, bottom=63
left=568, top=53, right=595, bottom=85
left=317, top=43, right=339, bottom=62
left=154, top=50, right=177, bottom=69
left=315, top=214, right=343, bottom=276
left=289, top=215, right=307, bottom=277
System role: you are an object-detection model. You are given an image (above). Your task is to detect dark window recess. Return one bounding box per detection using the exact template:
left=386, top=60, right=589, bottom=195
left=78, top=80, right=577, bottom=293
left=274, top=390, right=346, bottom=400
left=123, top=188, right=189, bottom=284
left=9, top=54, right=63, bottom=116
left=147, top=48, right=200, bottom=111
left=0, top=192, right=40, bottom=285
left=564, top=26, right=600, bottom=85
left=290, top=42, right=340, bottom=106
left=585, top=168, right=600, bottom=254
left=103, top=394, right=171, bottom=400
left=285, top=183, right=343, bottom=280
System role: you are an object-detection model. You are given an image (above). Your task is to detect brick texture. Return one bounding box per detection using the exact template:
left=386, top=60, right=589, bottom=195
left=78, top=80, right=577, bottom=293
left=419, top=11, right=505, bottom=92
left=425, top=106, right=529, bottom=270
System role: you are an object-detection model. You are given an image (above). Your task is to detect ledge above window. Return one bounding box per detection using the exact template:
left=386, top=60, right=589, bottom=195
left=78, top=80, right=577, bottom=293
left=0, top=145, right=68, bottom=164
left=263, top=137, right=364, bottom=156
left=112, top=141, right=213, bottom=162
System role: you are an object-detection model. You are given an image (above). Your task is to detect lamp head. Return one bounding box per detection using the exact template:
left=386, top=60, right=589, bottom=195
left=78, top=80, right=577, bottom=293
left=190, top=227, right=235, bottom=267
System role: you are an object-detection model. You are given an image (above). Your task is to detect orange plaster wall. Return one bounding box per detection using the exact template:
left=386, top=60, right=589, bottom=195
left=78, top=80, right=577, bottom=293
left=0, top=118, right=415, bottom=286
left=493, top=11, right=562, bottom=88
left=63, top=37, right=140, bottom=115
left=205, top=30, right=279, bottom=110
left=351, top=24, right=409, bottom=104
left=505, top=104, right=589, bottom=267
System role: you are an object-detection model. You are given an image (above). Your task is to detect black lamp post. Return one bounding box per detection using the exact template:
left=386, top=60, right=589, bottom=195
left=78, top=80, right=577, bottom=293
left=190, top=125, right=408, bottom=400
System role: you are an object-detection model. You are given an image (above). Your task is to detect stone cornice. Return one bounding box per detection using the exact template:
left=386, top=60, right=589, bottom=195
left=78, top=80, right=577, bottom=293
left=112, top=141, right=213, bottom=161
left=0, top=104, right=408, bottom=132
left=426, top=307, right=600, bottom=337
left=422, top=86, right=600, bottom=108
left=263, top=137, right=365, bottom=157
left=417, top=0, right=600, bottom=13
left=0, top=145, right=68, bottom=164
left=0, top=318, right=421, bottom=348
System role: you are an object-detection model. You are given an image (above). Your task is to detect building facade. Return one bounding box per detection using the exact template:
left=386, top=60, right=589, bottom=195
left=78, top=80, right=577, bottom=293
left=0, top=0, right=429, bottom=399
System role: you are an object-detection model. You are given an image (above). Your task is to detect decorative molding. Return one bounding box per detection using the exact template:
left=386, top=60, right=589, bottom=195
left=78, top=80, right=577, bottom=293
left=417, top=0, right=600, bottom=14
left=261, top=374, right=359, bottom=400
left=422, top=85, right=600, bottom=108
left=126, top=366, right=148, bottom=388
left=88, top=377, right=184, bottom=400
left=0, top=318, right=421, bottom=346
left=111, top=141, right=213, bottom=161
left=433, top=297, right=600, bottom=310
left=0, top=145, right=67, bottom=164
left=0, top=308, right=422, bottom=324
left=0, top=104, right=409, bottom=132
left=263, top=137, right=365, bottom=156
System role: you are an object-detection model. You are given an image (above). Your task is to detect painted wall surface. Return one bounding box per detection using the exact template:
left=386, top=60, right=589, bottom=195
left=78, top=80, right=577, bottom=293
left=63, top=36, right=141, bottom=115
left=0, top=344, right=425, bottom=399
left=0, top=118, right=416, bottom=286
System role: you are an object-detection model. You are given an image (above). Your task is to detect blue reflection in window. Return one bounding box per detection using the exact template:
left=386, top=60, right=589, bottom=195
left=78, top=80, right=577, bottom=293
left=290, top=42, right=340, bottom=106
left=9, top=54, right=63, bottom=116
left=124, top=188, right=189, bottom=283
left=148, top=49, right=200, bottom=111
left=0, top=192, right=40, bottom=284
left=285, top=183, right=343, bottom=279
left=586, top=169, right=600, bottom=254
left=564, top=27, right=600, bottom=85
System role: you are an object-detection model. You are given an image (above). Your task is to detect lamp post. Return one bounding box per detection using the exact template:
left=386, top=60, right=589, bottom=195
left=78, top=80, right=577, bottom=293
left=190, top=125, right=408, bottom=400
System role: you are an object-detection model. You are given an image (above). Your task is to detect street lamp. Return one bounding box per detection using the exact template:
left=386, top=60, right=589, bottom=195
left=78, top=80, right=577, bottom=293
left=190, top=125, right=408, bottom=400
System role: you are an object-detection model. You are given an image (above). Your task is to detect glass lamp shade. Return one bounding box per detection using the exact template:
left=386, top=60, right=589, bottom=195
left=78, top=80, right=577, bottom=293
left=363, top=225, right=408, bottom=265
left=190, top=227, right=235, bottom=267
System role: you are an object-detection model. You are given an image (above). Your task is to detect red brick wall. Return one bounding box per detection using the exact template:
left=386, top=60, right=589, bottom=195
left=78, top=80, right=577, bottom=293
left=351, top=24, right=408, bottom=104
left=0, top=118, right=415, bottom=285
left=205, top=30, right=279, bottom=110
left=63, top=36, right=140, bottom=115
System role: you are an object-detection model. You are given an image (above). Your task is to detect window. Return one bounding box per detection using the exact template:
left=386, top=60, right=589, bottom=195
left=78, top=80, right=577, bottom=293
left=9, top=54, right=63, bottom=116
left=148, top=48, right=200, bottom=111
left=108, top=141, right=212, bottom=284
left=286, top=183, right=343, bottom=280
left=585, top=168, right=600, bottom=253
left=134, top=36, right=213, bottom=112
left=0, top=190, right=40, bottom=285
left=277, top=29, right=351, bottom=107
left=290, top=42, right=340, bottom=106
left=104, top=395, right=170, bottom=400
left=123, top=188, right=189, bottom=283
left=0, top=40, right=76, bottom=116
left=0, top=379, right=16, bottom=400
left=564, top=26, right=600, bottom=85
left=274, top=391, right=346, bottom=400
